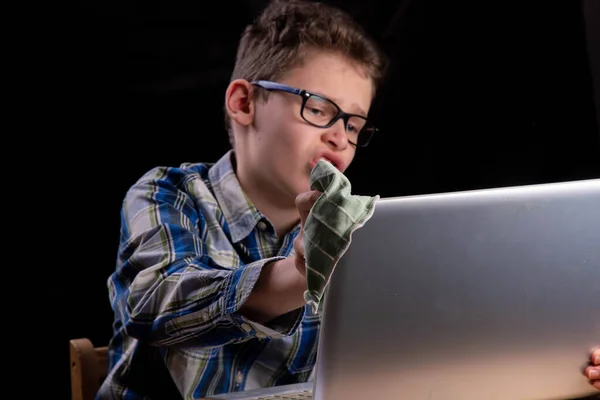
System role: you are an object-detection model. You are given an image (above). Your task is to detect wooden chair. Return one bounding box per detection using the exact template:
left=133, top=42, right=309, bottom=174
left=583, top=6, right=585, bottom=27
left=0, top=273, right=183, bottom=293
left=69, top=338, right=109, bottom=400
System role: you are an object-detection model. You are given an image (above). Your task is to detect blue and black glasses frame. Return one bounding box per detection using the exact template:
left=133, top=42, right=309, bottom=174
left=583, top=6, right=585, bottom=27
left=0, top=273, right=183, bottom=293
left=251, top=80, right=377, bottom=147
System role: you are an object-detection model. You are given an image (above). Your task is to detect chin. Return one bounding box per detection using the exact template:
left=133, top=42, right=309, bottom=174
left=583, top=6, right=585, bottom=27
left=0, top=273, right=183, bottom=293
left=283, top=172, right=311, bottom=199
left=287, top=184, right=308, bottom=201
left=299, top=179, right=312, bottom=194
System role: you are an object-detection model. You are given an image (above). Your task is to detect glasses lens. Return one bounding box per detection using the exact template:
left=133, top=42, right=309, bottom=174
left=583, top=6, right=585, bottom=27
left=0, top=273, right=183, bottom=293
left=302, top=95, right=339, bottom=127
left=302, top=93, right=377, bottom=147
left=346, top=115, right=367, bottom=144
left=356, top=125, right=376, bottom=147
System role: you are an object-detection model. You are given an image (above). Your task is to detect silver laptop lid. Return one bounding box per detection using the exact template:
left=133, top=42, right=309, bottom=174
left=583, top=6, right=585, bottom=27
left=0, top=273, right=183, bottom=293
left=314, top=178, right=600, bottom=400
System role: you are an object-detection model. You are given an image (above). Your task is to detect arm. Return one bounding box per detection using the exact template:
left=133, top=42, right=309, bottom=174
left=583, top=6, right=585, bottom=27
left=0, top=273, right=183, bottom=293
left=239, top=189, right=321, bottom=323
left=239, top=257, right=307, bottom=324
left=108, top=167, right=305, bottom=349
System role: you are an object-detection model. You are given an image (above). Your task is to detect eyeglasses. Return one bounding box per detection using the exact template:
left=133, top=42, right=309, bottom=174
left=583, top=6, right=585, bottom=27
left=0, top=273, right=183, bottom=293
left=251, top=80, right=377, bottom=148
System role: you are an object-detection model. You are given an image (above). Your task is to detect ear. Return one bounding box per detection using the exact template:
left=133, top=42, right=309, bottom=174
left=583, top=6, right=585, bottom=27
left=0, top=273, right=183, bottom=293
left=225, top=79, right=255, bottom=129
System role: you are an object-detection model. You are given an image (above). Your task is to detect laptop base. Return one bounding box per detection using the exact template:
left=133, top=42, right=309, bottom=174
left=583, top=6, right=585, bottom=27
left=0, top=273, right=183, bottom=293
left=203, top=382, right=313, bottom=399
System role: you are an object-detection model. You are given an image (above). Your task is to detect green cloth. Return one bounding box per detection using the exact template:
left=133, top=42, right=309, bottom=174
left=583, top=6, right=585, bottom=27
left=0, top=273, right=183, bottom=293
left=303, top=159, right=380, bottom=314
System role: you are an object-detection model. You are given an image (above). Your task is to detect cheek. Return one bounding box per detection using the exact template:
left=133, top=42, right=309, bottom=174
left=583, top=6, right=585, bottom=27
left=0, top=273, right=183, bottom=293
left=274, top=123, right=312, bottom=154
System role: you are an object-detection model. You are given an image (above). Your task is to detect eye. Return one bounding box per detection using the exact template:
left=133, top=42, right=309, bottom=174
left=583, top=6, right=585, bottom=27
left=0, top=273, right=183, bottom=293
left=307, top=107, right=325, bottom=116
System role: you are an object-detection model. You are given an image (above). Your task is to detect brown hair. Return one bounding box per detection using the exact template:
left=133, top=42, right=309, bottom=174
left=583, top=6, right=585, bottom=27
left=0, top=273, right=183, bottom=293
left=225, top=0, right=388, bottom=146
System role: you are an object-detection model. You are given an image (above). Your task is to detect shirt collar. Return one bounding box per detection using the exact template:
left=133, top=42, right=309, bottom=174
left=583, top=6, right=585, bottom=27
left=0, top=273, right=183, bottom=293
left=208, top=150, right=265, bottom=243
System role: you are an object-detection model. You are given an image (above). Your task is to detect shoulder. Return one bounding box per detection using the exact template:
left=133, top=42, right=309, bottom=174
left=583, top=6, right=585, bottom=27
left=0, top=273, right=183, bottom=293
left=131, top=160, right=215, bottom=191
left=122, top=161, right=217, bottom=209
left=134, top=161, right=213, bottom=188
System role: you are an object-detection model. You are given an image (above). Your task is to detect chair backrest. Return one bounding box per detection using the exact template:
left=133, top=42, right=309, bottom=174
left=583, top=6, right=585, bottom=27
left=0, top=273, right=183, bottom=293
left=69, top=338, right=109, bottom=400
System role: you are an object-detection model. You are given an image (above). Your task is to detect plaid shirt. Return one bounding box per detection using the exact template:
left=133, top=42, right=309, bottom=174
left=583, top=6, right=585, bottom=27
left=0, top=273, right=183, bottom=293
left=98, top=150, right=320, bottom=399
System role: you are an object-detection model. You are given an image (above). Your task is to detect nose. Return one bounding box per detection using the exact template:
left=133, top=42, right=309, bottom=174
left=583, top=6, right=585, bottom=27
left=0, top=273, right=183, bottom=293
left=322, top=118, right=349, bottom=150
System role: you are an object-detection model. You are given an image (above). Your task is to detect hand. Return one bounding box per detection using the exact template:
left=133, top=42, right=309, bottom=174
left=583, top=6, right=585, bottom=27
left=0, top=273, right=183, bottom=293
left=585, top=348, right=600, bottom=390
left=293, top=190, right=322, bottom=276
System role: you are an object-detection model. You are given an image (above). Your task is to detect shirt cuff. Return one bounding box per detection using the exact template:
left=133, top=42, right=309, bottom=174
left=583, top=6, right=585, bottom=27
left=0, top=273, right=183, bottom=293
left=222, top=256, right=305, bottom=339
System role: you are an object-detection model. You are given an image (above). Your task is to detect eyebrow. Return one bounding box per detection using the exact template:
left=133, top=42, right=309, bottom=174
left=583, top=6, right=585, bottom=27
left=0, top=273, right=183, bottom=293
left=348, top=104, right=367, bottom=117
left=314, top=91, right=367, bottom=117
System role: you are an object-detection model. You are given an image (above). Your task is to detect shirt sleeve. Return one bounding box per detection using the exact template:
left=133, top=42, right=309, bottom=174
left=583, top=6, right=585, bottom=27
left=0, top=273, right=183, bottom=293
left=107, top=166, right=304, bottom=348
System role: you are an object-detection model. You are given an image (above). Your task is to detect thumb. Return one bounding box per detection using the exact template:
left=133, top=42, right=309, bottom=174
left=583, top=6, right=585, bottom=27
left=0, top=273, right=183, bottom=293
left=295, top=190, right=322, bottom=226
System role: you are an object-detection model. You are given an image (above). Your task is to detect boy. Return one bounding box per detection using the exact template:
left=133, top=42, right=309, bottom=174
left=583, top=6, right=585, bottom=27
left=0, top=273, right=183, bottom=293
left=98, top=0, right=599, bottom=398
left=99, top=1, right=386, bottom=398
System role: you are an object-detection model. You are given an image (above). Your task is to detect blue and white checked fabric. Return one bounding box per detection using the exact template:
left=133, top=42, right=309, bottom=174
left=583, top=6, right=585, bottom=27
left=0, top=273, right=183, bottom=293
left=98, top=150, right=320, bottom=399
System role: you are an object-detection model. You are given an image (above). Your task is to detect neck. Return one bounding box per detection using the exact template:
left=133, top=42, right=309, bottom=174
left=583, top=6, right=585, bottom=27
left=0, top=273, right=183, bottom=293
left=233, top=156, right=300, bottom=238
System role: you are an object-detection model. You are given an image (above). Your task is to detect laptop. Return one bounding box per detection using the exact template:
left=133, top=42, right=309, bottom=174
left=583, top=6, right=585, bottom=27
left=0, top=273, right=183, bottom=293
left=205, top=178, right=600, bottom=400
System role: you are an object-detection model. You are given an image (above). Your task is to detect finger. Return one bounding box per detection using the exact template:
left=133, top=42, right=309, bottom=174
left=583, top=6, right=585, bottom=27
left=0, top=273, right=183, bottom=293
left=293, top=236, right=307, bottom=275
left=593, top=348, right=600, bottom=365
left=294, top=234, right=304, bottom=258
left=295, top=190, right=322, bottom=225
left=585, top=365, right=599, bottom=381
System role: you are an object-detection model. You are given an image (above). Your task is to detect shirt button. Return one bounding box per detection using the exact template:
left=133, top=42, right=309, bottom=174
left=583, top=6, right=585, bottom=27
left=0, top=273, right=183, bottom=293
left=257, top=221, right=267, bottom=231
left=241, top=323, right=252, bottom=332
left=235, top=370, right=244, bottom=385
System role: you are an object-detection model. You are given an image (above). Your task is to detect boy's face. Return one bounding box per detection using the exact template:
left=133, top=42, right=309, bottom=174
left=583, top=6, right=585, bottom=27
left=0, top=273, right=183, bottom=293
left=232, top=50, right=374, bottom=204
